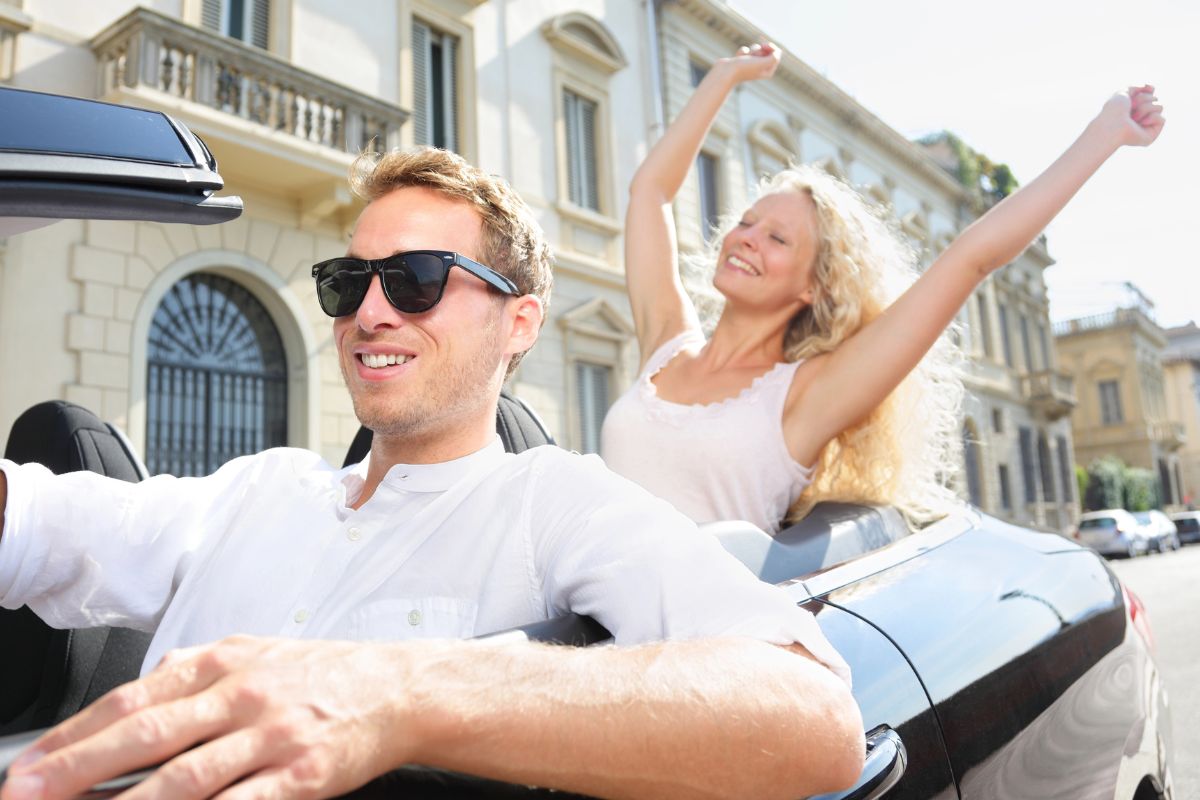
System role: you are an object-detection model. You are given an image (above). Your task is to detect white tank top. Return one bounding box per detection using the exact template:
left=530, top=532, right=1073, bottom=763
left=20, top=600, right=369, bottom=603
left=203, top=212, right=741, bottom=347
left=601, top=330, right=814, bottom=534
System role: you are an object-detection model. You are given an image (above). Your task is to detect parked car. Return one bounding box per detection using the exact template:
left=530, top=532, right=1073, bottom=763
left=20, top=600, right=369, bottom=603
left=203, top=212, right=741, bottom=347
left=1133, top=510, right=1181, bottom=553
left=1168, top=510, right=1200, bottom=546
left=0, top=88, right=1176, bottom=800
left=1074, top=509, right=1151, bottom=558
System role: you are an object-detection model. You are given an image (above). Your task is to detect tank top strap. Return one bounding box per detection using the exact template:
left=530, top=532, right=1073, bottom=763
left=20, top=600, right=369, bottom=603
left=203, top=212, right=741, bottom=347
left=639, top=328, right=706, bottom=380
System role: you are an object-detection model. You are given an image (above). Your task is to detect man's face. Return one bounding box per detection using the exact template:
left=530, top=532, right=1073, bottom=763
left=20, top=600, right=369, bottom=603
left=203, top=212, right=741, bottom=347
left=333, top=186, right=511, bottom=443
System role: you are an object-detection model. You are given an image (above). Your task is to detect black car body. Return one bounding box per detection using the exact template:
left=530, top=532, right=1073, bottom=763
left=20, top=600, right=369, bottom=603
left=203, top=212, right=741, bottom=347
left=0, top=89, right=1176, bottom=800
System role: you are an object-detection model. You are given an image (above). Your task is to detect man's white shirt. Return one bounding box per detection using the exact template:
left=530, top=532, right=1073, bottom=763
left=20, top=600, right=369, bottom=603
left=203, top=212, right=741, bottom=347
left=0, top=439, right=850, bottom=685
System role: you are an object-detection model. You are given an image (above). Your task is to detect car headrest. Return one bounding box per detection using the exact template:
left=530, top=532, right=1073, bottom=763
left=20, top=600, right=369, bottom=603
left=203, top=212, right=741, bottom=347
left=4, top=401, right=146, bottom=482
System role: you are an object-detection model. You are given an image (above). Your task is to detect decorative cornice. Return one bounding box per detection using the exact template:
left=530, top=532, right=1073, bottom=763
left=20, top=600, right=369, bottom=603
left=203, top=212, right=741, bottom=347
left=667, top=0, right=969, bottom=202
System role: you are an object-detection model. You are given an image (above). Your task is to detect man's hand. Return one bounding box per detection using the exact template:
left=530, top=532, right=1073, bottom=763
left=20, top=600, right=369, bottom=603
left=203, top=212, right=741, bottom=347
left=1, top=635, right=863, bottom=800
left=1, top=636, right=421, bottom=800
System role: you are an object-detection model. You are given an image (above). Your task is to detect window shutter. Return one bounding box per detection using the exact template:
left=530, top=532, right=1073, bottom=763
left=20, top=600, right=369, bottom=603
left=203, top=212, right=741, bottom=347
left=412, top=20, right=430, bottom=146
left=443, top=34, right=459, bottom=152
left=201, top=0, right=222, bottom=32
left=580, top=97, right=598, bottom=210
left=250, top=0, right=271, bottom=49
left=575, top=362, right=610, bottom=454
left=564, top=90, right=599, bottom=211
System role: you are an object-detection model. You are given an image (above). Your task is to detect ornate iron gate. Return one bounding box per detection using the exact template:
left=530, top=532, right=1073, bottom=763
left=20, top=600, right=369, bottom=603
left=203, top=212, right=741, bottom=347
left=146, top=273, right=288, bottom=476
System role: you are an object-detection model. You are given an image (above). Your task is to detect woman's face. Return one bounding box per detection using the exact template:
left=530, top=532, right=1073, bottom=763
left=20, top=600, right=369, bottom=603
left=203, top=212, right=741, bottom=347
left=714, top=190, right=821, bottom=313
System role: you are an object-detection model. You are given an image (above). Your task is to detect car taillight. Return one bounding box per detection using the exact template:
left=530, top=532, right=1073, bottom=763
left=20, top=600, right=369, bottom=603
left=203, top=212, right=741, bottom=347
left=1122, top=583, right=1155, bottom=652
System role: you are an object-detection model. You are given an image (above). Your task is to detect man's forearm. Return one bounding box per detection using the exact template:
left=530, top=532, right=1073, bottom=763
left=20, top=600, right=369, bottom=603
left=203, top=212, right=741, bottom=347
left=402, top=637, right=864, bottom=800
left=2, top=636, right=863, bottom=800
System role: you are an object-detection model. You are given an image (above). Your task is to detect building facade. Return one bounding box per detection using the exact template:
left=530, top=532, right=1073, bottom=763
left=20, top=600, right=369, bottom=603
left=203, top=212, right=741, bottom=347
left=1, top=0, right=1077, bottom=527
left=1055, top=303, right=1186, bottom=508
left=1163, top=322, right=1200, bottom=505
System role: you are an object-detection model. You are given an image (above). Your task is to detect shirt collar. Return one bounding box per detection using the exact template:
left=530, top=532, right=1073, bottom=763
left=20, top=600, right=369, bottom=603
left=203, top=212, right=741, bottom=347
left=340, top=436, right=508, bottom=497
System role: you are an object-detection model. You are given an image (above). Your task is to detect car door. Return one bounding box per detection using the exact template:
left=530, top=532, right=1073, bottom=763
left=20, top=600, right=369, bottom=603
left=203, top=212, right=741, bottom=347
left=805, top=511, right=1167, bottom=800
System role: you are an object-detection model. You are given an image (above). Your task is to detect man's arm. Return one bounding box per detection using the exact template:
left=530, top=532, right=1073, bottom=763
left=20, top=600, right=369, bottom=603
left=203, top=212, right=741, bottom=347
left=1, top=635, right=864, bottom=800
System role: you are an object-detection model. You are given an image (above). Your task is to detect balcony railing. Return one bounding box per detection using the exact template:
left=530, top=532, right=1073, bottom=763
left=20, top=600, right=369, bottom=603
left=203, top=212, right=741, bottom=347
left=1149, top=420, right=1185, bottom=450
left=1020, top=369, right=1077, bottom=421
left=91, top=8, right=405, bottom=156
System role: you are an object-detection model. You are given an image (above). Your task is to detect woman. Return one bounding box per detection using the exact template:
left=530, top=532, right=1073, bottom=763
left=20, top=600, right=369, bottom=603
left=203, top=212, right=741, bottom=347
left=601, top=43, right=1164, bottom=534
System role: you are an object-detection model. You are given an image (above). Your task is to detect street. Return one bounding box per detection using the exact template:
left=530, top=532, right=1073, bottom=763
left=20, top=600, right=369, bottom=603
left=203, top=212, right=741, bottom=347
left=1110, top=545, right=1200, bottom=799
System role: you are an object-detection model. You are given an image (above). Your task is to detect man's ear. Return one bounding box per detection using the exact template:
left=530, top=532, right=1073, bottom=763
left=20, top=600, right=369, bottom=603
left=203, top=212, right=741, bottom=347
left=504, top=294, right=544, bottom=357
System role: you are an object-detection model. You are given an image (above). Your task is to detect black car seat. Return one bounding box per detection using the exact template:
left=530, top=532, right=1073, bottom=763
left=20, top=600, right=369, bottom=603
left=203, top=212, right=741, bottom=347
left=0, top=392, right=555, bottom=735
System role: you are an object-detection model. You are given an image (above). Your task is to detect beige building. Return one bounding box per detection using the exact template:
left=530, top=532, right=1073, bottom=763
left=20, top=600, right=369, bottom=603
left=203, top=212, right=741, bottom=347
left=1055, top=300, right=1186, bottom=507
left=1, top=0, right=1078, bottom=528
left=1164, top=322, right=1200, bottom=505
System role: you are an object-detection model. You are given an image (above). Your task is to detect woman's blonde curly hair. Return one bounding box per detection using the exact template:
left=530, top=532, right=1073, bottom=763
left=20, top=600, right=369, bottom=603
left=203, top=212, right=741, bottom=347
left=688, top=164, right=966, bottom=527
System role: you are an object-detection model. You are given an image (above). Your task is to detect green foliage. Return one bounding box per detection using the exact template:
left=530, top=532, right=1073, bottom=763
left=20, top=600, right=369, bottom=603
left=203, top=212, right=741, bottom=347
left=918, top=131, right=1019, bottom=210
left=1123, top=468, right=1159, bottom=511
left=1084, top=456, right=1125, bottom=511
left=1082, top=456, right=1162, bottom=511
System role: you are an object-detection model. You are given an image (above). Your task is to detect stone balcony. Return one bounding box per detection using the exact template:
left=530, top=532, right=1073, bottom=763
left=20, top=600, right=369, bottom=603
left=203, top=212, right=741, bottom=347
left=90, top=7, right=407, bottom=224
left=1020, top=369, right=1077, bottom=421
left=1149, top=420, right=1185, bottom=451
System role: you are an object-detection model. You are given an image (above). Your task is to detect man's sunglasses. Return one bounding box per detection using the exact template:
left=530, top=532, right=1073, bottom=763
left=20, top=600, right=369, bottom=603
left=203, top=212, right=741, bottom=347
left=311, top=250, right=520, bottom=317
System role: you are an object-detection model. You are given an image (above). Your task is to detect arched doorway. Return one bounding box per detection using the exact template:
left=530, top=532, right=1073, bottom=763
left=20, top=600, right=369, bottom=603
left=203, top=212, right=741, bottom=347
left=145, top=272, right=288, bottom=476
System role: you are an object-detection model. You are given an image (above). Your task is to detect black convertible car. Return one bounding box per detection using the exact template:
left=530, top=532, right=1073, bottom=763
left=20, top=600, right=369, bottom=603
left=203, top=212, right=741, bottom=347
left=0, top=87, right=1176, bottom=800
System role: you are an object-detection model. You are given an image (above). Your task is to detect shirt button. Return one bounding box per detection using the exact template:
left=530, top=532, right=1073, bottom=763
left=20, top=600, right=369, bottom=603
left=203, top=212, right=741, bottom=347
left=347, top=527, right=361, bottom=541
left=294, top=609, right=309, bottom=623
left=407, top=609, right=422, bottom=626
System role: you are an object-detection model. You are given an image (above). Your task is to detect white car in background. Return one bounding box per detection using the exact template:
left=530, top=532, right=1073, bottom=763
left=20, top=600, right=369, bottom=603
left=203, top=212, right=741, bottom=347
left=1074, top=509, right=1151, bottom=558
left=1132, top=509, right=1181, bottom=552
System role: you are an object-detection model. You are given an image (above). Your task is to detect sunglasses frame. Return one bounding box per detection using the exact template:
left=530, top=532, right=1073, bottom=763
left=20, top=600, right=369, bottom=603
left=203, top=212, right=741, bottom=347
left=311, top=249, right=521, bottom=317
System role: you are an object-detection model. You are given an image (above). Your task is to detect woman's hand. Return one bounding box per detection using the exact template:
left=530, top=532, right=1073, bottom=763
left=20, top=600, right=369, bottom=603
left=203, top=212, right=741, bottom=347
left=715, top=42, right=782, bottom=84
left=1096, top=85, right=1165, bottom=147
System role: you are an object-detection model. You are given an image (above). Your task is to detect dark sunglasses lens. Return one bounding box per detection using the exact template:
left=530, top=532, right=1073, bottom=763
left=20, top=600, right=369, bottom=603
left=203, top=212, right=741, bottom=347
left=315, top=262, right=369, bottom=316
left=381, top=253, right=448, bottom=313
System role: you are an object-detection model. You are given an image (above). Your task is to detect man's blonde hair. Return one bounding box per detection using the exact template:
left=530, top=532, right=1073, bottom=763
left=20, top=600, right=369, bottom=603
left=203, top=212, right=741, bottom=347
left=350, top=147, right=553, bottom=376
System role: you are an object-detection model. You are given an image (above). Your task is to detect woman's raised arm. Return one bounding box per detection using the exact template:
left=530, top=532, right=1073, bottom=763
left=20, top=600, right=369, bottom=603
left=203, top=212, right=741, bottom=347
left=624, top=44, right=781, bottom=363
left=788, top=87, right=1165, bottom=464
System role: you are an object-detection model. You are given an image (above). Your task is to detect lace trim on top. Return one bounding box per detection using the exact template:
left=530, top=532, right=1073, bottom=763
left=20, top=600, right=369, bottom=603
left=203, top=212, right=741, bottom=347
left=637, top=330, right=805, bottom=437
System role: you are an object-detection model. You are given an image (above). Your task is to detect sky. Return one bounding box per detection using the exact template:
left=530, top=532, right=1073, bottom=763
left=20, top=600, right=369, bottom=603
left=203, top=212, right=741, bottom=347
left=730, top=0, right=1198, bottom=328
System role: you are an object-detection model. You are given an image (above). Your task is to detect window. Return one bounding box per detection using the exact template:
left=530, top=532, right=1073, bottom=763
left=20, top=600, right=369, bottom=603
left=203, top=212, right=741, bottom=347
left=998, top=303, right=1013, bottom=367
left=998, top=464, right=1013, bottom=510
left=1038, top=432, right=1056, bottom=502
left=992, top=408, right=1004, bottom=434
left=1019, top=313, right=1034, bottom=372
left=1039, top=324, right=1051, bottom=370
left=962, top=423, right=983, bottom=507
left=697, top=151, right=720, bottom=243
left=1018, top=426, right=1036, bottom=503
left=575, top=361, right=611, bottom=454
left=146, top=273, right=287, bottom=476
left=689, top=60, right=708, bottom=87
left=564, top=89, right=599, bottom=211
left=201, top=0, right=270, bottom=49
left=1057, top=435, right=1073, bottom=503
left=976, top=293, right=994, bottom=358
left=412, top=19, right=459, bottom=152
left=1099, top=380, right=1123, bottom=424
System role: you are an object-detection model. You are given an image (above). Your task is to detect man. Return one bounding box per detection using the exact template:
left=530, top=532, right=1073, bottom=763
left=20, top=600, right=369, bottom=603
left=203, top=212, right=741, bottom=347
left=0, top=148, right=863, bottom=800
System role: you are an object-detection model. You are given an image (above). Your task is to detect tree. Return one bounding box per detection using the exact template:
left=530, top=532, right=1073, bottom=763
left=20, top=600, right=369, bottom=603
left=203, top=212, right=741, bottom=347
left=916, top=131, right=1020, bottom=212
left=1123, top=467, right=1158, bottom=511
left=1084, top=456, right=1125, bottom=511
